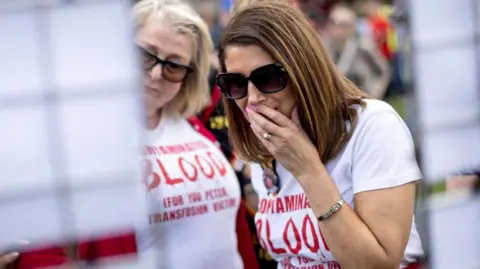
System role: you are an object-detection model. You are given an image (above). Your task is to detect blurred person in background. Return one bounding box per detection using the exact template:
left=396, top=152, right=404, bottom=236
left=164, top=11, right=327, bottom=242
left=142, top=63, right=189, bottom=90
left=323, top=3, right=391, bottom=99
left=16, top=0, right=257, bottom=268
left=359, top=0, right=406, bottom=100
left=216, top=1, right=423, bottom=268
left=360, top=0, right=393, bottom=62
left=210, top=0, right=233, bottom=51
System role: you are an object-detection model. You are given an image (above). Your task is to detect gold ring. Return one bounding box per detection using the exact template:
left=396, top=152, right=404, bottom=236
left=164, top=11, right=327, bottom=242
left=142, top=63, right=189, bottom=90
left=262, top=132, right=272, bottom=141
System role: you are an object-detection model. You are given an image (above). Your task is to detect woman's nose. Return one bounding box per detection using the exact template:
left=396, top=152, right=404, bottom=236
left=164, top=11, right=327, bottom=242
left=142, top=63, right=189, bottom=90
left=246, top=81, right=266, bottom=107
left=149, top=63, right=163, bottom=80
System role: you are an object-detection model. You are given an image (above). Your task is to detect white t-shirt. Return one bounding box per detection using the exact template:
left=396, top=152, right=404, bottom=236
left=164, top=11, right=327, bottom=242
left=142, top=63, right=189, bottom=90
left=135, top=115, right=243, bottom=269
left=250, top=99, right=424, bottom=269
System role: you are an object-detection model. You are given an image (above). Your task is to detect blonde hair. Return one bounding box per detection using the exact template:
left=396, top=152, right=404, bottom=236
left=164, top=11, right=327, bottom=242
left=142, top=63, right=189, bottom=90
left=133, top=0, right=212, bottom=117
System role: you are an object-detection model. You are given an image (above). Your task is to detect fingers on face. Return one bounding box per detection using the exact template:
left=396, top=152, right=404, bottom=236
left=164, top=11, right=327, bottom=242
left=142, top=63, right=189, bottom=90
left=250, top=121, right=275, bottom=149
left=256, top=105, right=293, bottom=128
left=249, top=110, right=282, bottom=136
left=247, top=105, right=301, bottom=155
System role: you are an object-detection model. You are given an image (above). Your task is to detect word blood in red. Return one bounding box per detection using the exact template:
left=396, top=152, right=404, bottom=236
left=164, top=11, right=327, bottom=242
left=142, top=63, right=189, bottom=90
left=258, top=194, right=311, bottom=214
left=256, top=215, right=330, bottom=257
left=188, top=192, right=202, bottom=203
left=142, top=151, right=227, bottom=192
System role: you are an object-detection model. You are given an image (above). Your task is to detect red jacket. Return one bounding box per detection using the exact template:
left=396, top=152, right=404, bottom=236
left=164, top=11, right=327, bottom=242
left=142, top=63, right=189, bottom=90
left=17, top=117, right=258, bottom=269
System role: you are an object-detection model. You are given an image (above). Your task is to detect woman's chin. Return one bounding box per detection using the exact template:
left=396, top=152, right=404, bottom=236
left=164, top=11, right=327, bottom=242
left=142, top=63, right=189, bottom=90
left=144, top=105, right=162, bottom=118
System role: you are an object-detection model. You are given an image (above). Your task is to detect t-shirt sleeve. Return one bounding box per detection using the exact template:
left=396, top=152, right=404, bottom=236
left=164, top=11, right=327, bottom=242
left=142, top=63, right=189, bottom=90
left=351, top=110, right=422, bottom=194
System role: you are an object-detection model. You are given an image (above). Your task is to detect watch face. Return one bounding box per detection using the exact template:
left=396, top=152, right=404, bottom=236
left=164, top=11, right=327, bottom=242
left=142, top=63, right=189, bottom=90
left=263, top=167, right=280, bottom=196
left=332, top=201, right=342, bottom=212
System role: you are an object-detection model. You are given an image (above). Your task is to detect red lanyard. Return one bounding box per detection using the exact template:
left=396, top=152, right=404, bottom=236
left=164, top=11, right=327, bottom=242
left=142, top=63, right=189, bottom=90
left=404, top=263, right=421, bottom=269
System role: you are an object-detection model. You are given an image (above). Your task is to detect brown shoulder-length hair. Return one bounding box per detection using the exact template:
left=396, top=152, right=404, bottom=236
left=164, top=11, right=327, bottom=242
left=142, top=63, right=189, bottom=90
left=218, top=1, right=368, bottom=164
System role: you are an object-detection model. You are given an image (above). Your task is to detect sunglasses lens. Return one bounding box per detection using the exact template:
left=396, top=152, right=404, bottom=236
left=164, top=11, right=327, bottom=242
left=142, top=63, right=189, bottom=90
left=163, top=62, right=189, bottom=83
left=217, top=64, right=287, bottom=99
left=217, top=74, right=248, bottom=99
left=140, top=49, right=156, bottom=71
left=251, top=64, right=287, bottom=93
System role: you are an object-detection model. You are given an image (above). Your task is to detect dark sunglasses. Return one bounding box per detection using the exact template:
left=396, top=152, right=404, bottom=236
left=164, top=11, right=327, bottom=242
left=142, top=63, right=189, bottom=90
left=137, top=45, right=193, bottom=83
left=216, top=63, right=289, bottom=99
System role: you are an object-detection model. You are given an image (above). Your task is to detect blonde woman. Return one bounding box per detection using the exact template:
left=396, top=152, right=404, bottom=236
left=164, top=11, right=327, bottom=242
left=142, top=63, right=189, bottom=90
left=16, top=0, right=256, bottom=268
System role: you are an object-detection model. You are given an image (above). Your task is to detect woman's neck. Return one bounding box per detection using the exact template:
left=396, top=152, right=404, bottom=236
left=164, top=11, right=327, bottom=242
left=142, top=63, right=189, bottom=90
left=146, top=110, right=162, bottom=130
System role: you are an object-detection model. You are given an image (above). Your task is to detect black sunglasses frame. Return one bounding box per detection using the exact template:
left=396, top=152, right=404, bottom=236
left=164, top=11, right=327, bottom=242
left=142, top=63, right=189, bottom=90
left=137, top=45, right=193, bottom=82
left=216, top=63, right=288, bottom=100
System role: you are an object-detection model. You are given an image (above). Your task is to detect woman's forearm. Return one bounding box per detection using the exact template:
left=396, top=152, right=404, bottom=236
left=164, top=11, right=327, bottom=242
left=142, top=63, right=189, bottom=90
left=298, top=169, right=399, bottom=269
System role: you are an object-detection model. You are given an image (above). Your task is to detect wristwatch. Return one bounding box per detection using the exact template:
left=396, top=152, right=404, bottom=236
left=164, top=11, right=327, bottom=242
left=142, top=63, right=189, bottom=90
left=317, top=199, right=344, bottom=221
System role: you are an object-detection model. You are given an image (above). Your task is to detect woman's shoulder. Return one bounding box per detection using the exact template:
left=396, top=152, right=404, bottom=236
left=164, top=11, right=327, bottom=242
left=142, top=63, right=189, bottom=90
left=158, top=115, right=217, bottom=143
left=357, top=98, right=396, bottom=112
left=187, top=116, right=218, bottom=144
left=166, top=115, right=218, bottom=142
left=353, top=99, right=402, bottom=124
left=349, top=99, right=411, bottom=144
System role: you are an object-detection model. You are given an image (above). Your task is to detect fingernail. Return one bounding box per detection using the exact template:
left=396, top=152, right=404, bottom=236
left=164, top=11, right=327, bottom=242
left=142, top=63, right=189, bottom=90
left=246, top=107, right=251, bottom=113
left=250, top=124, right=254, bottom=128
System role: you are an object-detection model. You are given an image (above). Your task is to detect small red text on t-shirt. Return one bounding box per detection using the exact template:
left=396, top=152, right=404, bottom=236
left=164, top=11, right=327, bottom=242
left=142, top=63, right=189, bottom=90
left=140, top=141, right=208, bottom=156
left=280, top=256, right=341, bottom=269
left=148, top=187, right=237, bottom=224
left=258, top=194, right=310, bottom=214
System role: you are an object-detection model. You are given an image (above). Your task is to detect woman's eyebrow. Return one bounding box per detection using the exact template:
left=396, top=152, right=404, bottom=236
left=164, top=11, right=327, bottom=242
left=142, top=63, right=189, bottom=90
left=142, top=41, right=190, bottom=65
left=140, top=41, right=155, bottom=52
left=166, top=53, right=189, bottom=65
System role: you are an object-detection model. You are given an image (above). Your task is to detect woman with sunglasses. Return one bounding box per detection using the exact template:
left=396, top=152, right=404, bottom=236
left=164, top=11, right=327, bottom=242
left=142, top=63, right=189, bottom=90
left=216, top=1, right=423, bottom=269
left=133, top=0, right=254, bottom=267
left=16, top=0, right=256, bottom=268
